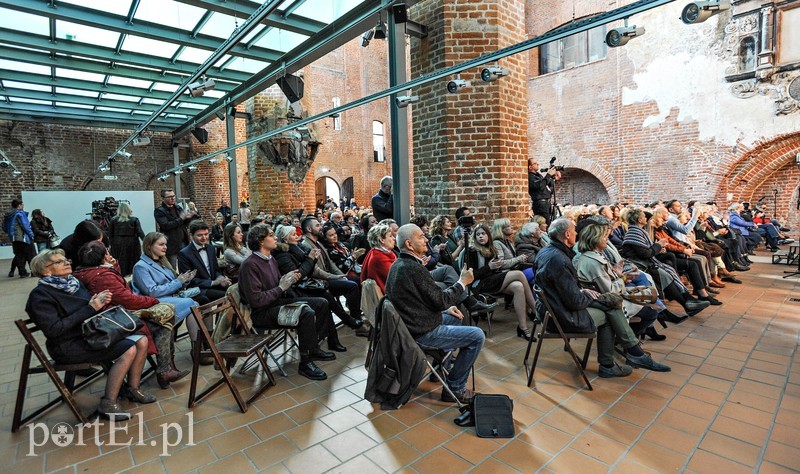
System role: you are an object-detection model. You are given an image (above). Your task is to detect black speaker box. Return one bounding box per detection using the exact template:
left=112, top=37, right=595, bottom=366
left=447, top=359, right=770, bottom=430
left=191, top=127, right=208, bottom=144
left=277, top=74, right=305, bottom=103
left=392, top=4, right=408, bottom=23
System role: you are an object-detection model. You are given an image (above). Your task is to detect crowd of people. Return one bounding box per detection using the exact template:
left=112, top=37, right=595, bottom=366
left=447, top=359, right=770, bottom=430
left=6, top=175, right=794, bottom=417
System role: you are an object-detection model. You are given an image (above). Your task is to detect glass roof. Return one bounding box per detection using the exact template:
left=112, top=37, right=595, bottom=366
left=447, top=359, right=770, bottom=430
left=0, top=0, right=383, bottom=133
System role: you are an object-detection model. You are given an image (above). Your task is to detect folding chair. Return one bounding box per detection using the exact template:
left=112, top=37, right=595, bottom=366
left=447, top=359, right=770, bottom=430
left=523, top=285, right=596, bottom=391
left=187, top=295, right=276, bottom=413
left=12, top=319, right=106, bottom=432
left=417, top=345, right=466, bottom=408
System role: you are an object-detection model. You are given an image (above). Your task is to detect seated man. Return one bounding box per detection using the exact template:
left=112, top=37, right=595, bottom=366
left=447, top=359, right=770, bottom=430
left=178, top=220, right=232, bottom=302
left=535, top=218, right=670, bottom=377
left=239, top=224, right=335, bottom=380
left=385, top=224, right=485, bottom=403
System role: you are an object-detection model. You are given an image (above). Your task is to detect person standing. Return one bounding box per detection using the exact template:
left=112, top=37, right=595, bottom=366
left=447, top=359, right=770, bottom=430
left=109, top=201, right=145, bottom=276
left=4, top=199, right=35, bottom=278
left=528, top=158, right=560, bottom=224
left=371, top=176, right=394, bottom=222
left=30, top=209, right=55, bottom=252
left=217, top=200, right=232, bottom=225
left=154, top=189, right=197, bottom=268
left=238, top=201, right=252, bottom=233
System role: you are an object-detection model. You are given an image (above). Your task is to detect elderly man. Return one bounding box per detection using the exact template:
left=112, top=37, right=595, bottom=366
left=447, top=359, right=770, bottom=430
left=385, top=224, right=485, bottom=403
left=534, top=218, right=670, bottom=377
left=372, top=176, right=394, bottom=221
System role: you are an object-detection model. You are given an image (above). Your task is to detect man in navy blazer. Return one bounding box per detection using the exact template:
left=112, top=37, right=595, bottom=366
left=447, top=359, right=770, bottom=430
left=178, top=220, right=231, bottom=301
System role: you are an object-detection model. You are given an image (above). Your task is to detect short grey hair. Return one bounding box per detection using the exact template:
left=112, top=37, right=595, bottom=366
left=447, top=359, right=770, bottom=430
left=275, top=224, right=296, bottom=243
left=518, top=222, right=540, bottom=240
left=329, top=211, right=341, bottom=220
left=380, top=176, right=393, bottom=187
left=548, top=217, right=572, bottom=242
left=378, top=218, right=397, bottom=228
left=367, top=224, right=392, bottom=247
left=396, top=224, right=420, bottom=252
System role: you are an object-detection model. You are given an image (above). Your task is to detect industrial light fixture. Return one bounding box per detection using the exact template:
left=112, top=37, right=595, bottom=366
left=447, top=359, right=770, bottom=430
left=480, top=65, right=510, bottom=83
left=446, top=75, right=471, bottom=94
left=215, top=111, right=225, bottom=121
left=360, top=29, right=374, bottom=47
left=132, top=135, right=151, bottom=147
left=373, top=20, right=387, bottom=40
left=209, top=156, right=221, bottom=165
left=187, top=165, right=198, bottom=172
left=11, top=169, right=22, bottom=177
left=225, top=153, right=234, bottom=163
left=605, top=24, right=645, bottom=47
left=680, top=0, right=731, bottom=24
left=157, top=175, right=169, bottom=182
left=173, top=168, right=184, bottom=175
left=187, top=77, right=216, bottom=97
left=0, top=158, right=11, bottom=168
left=98, top=163, right=111, bottom=172
left=395, top=93, right=419, bottom=108
left=118, top=149, right=132, bottom=159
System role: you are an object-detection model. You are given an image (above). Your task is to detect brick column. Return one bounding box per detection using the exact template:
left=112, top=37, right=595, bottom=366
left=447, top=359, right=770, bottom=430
left=409, top=0, right=529, bottom=222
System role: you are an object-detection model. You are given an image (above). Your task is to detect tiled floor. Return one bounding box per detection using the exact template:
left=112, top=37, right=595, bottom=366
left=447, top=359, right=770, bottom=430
left=1, top=252, right=798, bottom=473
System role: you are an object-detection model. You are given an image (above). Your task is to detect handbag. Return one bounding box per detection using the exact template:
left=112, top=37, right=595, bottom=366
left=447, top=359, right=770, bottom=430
left=277, top=302, right=307, bottom=327
left=49, top=232, right=61, bottom=247
left=622, top=285, right=659, bottom=306
left=453, top=394, right=515, bottom=438
left=177, top=287, right=201, bottom=299
left=132, top=303, right=176, bottom=331
left=296, top=278, right=328, bottom=293
left=82, top=306, right=144, bottom=350
left=589, top=292, right=623, bottom=311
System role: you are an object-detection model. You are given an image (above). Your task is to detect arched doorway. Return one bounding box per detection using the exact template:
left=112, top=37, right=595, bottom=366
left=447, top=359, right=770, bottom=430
left=315, top=176, right=341, bottom=207
left=555, top=168, right=611, bottom=206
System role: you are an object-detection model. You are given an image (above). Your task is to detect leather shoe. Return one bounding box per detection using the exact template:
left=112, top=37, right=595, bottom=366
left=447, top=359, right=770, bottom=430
left=441, top=388, right=477, bottom=404
left=644, top=327, right=667, bottom=341
left=722, top=275, right=742, bottom=284
left=706, top=286, right=720, bottom=294
left=342, top=316, right=364, bottom=329
left=700, top=295, right=723, bottom=306
left=157, top=368, right=190, bottom=389
left=308, top=349, right=336, bottom=361
left=98, top=397, right=132, bottom=420
left=663, top=310, right=688, bottom=324
left=684, top=298, right=710, bottom=316
left=733, top=263, right=750, bottom=272
left=328, top=341, right=347, bottom=352
left=599, top=362, right=633, bottom=378
left=626, top=353, right=671, bottom=372
left=298, top=361, right=327, bottom=380
left=469, top=300, right=497, bottom=314
left=119, top=385, right=156, bottom=404
left=708, top=279, right=725, bottom=289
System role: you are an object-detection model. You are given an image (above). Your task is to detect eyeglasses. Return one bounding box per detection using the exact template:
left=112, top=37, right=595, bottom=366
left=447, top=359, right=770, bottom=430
left=164, top=195, right=176, bottom=199
left=47, top=259, right=71, bottom=267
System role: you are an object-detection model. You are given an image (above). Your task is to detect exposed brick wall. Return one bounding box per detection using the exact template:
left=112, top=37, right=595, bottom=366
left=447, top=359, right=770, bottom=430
left=555, top=169, right=610, bottom=206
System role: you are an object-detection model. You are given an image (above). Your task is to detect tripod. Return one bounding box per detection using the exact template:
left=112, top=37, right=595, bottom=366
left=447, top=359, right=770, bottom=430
left=783, top=244, right=800, bottom=278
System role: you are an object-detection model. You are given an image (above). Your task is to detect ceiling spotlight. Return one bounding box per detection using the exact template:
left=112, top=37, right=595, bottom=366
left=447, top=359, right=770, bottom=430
left=173, top=168, right=184, bottom=175
left=132, top=135, right=151, bottom=147
left=118, top=149, right=132, bottom=159
left=446, top=77, right=471, bottom=94
left=215, top=111, right=225, bottom=121
left=12, top=169, right=22, bottom=176
left=480, top=66, right=510, bottom=83
left=157, top=175, right=169, bottom=182
left=103, top=175, right=119, bottom=181
left=209, top=156, right=221, bottom=165
left=395, top=94, right=419, bottom=108
left=98, top=163, right=110, bottom=172
left=681, top=0, right=731, bottom=24
left=225, top=153, right=233, bottom=163
left=187, top=165, right=198, bottom=172
left=0, top=158, right=12, bottom=168
left=373, top=21, right=387, bottom=40
left=360, top=29, right=374, bottom=47
left=605, top=25, right=645, bottom=48
left=187, top=77, right=216, bottom=97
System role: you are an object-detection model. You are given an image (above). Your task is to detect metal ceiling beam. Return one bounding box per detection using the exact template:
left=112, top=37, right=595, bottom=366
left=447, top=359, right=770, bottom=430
left=0, top=112, right=176, bottom=131
left=172, top=0, right=388, bottom=138
left=0, top=29, right=251, bottom=84
left=0, top=69, right=219, bottom=105
left=1, top=0, right=286, bottom=63
left=0, top=101, right=186, bottom=127
left=172, top=0, right=324, bottom=37
left=0, top=47, right=242, bottom=92
left=0, top=87, right=194, bottom=116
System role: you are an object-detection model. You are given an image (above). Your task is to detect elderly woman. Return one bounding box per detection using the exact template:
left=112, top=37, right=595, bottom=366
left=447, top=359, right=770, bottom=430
left=360, top=224, right=397, bottom=293
left=573, top=223, right=660, bottom=339
left=222, top=223, right=251, bottom=283
left=272, top=225, right=348, bottom=351
left=465, top=223, right=537, bottom=340
left=531, top=215, right=551, bottom=246
left=26, top=249, right=154, bottom=419
left=108, top=202, right=145, bottom=276
left=74, top=241, right=189, bottom=388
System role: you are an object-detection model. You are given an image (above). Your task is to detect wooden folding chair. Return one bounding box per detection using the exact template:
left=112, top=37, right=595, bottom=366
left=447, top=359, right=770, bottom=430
left=187, top=295, right=276, bottom=413
left=12, top=319, right=106, bottom=432
left=523, top=285, right=596, bottom=391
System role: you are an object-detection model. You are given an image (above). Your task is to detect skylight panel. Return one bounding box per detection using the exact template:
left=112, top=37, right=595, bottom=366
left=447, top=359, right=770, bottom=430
left=56, top=102, right=94, bottom=109
left=174, top=102, right=206, bottom=110
left=56, top=68, right=106, bottom=82
left=100, top=93, right=139, bottom=102
left=61, top=0, right=130, bottom=17
left=12, top=98, right=52, bottom=106
left=106, top=76, right=152, bottom=89
left=177, top=47, right=212, bottom=65
left=0, top=60, right=50, bottom=76
left=135, top=0, right=206, bottom=31
left=254, top=28, right=306, bottom=52
left=152, top=83, right=180, bottom=93
left=0, top=9, right=48, bottom=34
left=121, top=35, right=179, bottom=59
left=141, top=98, right=162, bottom=105
left=4, top=81, right=51, bottom=92
left=97, top=106, right=130, bottom=113
left=55, top=21, right=119, bottom=47
left=225, top=58, right=269, bottom=74
left=56, top=88, right=99, bottom=98
left=198, top=12, right=241, bottom=40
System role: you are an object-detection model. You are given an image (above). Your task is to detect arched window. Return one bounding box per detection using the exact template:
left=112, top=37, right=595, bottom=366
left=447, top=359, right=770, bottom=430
left=372, top=120, right=385, bottom=162
left=332, top=97, right=342, bottom=130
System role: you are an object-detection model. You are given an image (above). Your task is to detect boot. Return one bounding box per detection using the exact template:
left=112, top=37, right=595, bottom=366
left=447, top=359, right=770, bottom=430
left=98, top=397, right=132, bottom=420
left=157, top=358, right=190, bottom=389
left=644, top=327, right=667, bottom=341
left=662, top=309, right=688, bottom=324
left=192, top=342, right=214, bottom=366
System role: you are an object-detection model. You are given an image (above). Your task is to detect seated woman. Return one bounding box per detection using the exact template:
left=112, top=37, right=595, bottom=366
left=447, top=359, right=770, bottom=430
left=465, top=223, right=537, bottom=340
left=573, top=223, right=659, bottom=339
left=74, top=241, right=190, bottom=389
left=351, top=214, right=378, bottom=263
left=223, top=222, right=251, bottom=283
left=515, top=222, right=544, bottom=261
left=491, top=218, right=534, bottom=288
left=59, top=219, right=106, bottom=264
left=429, top=215, right=463, bottom=270
left=26, top=249, right=153, bottom=419
left=532, top=215, right=551, bottom=246
left=321, top=223, right=365, bottom=277
left=360, top=224, right=396, bottom=293
left=132, top=232, right=205, bottom=358
left=238, top=224, right=335, bottom=380
left=272, top=225, right=348, bottom=351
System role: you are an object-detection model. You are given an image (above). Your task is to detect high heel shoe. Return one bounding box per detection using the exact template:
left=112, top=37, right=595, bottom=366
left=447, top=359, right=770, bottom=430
left=516, top=326, right=532, bottom=341
left=656, top=315, right=668, bottom=329
left=644, top=327, right=667, bottom=341
left=662, top=309, right=688, bottom=324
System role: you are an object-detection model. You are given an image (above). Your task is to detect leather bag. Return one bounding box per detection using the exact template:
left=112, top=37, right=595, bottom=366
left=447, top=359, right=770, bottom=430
left=82, top=306, right=144, bottom=350
left=278, top=302, right=307, bottom=327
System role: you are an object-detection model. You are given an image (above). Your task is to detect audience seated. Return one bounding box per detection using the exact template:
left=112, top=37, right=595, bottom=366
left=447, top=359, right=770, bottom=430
left=222, top=222, right=251, bottom=283
left=178, top=220, right=232, bottom=301
left=492, top=217, right=535, bottom=288
left=429, top=215, right=464, bottom=269
left=360, top=224, right=396, bottom=293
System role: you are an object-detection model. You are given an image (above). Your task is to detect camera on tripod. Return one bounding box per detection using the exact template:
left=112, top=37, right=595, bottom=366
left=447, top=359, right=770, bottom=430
left=457, top=215, right=475, bottom=229
left=540, top=156, right=565, bottom=173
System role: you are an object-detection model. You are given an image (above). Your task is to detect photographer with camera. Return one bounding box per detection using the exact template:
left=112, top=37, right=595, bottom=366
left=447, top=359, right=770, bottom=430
left=528, top=157, right=562, bottom=224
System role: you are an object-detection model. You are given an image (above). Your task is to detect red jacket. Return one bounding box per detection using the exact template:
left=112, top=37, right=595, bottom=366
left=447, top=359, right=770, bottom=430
left=361, top=248, right=396, bottom=293
left=74, top=265, right=159, bottom=310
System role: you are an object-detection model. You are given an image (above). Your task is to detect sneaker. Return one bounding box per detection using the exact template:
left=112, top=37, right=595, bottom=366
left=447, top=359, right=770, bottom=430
left=441, top=388, right=477, bottom=404
left=98, top=397, right=132, bottom=420
left=598, top=362, right=633, bottom=378
left=626, top=353, right=671, bottom=372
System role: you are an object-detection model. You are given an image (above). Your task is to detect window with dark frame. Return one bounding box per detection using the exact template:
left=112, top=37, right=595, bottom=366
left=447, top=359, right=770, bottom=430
left=372, top=120, right=385, bottom=162
left=539, top=24, right=607, bottom=74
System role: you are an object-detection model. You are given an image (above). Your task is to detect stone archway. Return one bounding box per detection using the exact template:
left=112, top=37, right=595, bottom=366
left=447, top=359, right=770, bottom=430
left=552, top=157, right=618, bottom=204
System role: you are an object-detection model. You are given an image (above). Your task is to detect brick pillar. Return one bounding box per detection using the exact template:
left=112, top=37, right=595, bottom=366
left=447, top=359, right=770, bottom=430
left=246, top=92, right=317, bottom=216
left=409, top=0, right=529, bottom=222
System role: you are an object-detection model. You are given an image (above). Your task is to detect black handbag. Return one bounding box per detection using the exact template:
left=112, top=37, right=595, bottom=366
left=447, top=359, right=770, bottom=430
left=453, top=394, right=515, bottom=438
left=296, top=278, right=328, bottom=293
left=82, top=306, right=144, bottom=350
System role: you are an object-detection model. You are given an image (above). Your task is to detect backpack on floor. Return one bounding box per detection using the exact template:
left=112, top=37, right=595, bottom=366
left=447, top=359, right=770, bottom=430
left=453, top=393, right=515, bottom=438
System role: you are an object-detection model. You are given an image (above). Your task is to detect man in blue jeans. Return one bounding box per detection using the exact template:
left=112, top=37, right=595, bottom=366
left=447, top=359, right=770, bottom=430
left=385, top=224, right=485, bottom=403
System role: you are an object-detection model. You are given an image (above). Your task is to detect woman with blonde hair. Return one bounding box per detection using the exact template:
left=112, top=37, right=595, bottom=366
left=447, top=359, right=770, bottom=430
left=109, top=201, right=145, bottom=276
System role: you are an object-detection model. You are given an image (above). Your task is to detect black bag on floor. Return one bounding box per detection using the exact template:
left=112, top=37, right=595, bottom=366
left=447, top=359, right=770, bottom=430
left=453, top=394, right=515, bottom=438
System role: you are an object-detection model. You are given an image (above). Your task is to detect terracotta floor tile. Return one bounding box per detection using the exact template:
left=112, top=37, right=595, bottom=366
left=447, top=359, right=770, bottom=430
left=546, top=448, right=609, bottom=473
left=516, top=421, right=574, bottom=454
left=746, top=358, right=790, bottom=375
left=626, top=439, right=688, bottom=472
left=764, top=440, right=800, bottom=470
left=655, top=407, right=711, bottom=436
left=750, top=351, right=791, bottom=365
left=697, top=364, right=741, bottom=382
left=769, top=422, right=800, bottom=446
left=728, top=389, right=780, bottom=412
left=560, top=396, right=610, bottom=420
left=282, top=444, right=340, bottom=474
left=397, top=421, right=452, bottom=454
left=325, top=454, right=385, bottom=473
left=778, top=394, right=800, bottom=413
left=741, top=368, right=787, bottom=387
left=698, top=431, right=761, bottom=467
left=757, top=461, right=799, bottom=474
left=686, top=449, right=753, bottom=474
left=540, top=407, right=592, bottom=435
left=249, top=413, right=298, bottom=440
left=243, top=435, right=299, bottom=469
left=356, top=414, right=408, bottom=443
left=386, top=401, right=436, bottom=427
left=641, top=423, right=700, bottom=456
left=667, top=395, right=719, bottom=420
left=718, top=402, right=773, bottom=429
left=688, top=373, right=734, bottom=393
left=570, top=430, right=628, bottom=465
left=284, top=419, right=338, bottom=450
left=492, top=439, right=552, bottom=472
left=411, top=446, right=474, bottom=472
left=635, top=378, right=682, bottom=398
left=775, top=406, right=800, bottom=427
left=704, top=355, right=746, bottom=371
left=321, top=427, right=378, bottom=462
left=709, top=415, right=768, bottom=446
left=470, top=457, right=522, bottom=474
left=590, top=415, right=643, bottom=445
left=285, top=400, right=332, bottom=425
left=443, top=432, right=500, bottom=465
left=606, top=401, right=657, bottom=427
left=679, top=383, right=727, bottom=406
left=363, top=437, right=421, bottom=472
left=318, top=387, right=363, bottom=412
left=735, top=378, right=784, bottom=399
left=620, top=389, right=669, bottom=412
left=611, top=457, right=661, bottom=473
left=73, top=447, right=133, bottom=473
left=207, top=425, right=259, bottom=458
left=198, top=452, right=256, bottom=474
left=117, top=459, right=165, bottom=474
left=160, top=443, right=216, bottom=473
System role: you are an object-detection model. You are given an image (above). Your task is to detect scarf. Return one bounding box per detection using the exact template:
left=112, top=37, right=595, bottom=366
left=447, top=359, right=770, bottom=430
left=39, top=275, right=81, bottom=294
left=622, top=225, right=652, bottom=248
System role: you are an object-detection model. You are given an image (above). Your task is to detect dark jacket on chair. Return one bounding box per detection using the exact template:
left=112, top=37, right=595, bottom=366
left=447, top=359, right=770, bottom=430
left=364, top=298, right=427, bottom=410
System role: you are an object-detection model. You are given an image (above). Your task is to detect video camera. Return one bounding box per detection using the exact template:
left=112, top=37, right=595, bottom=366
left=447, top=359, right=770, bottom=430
left=540, top=156, right=565, bottom=173
left=89, top=196, right=123, bottom=228
left=457, top=215, right=475, bottom=229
